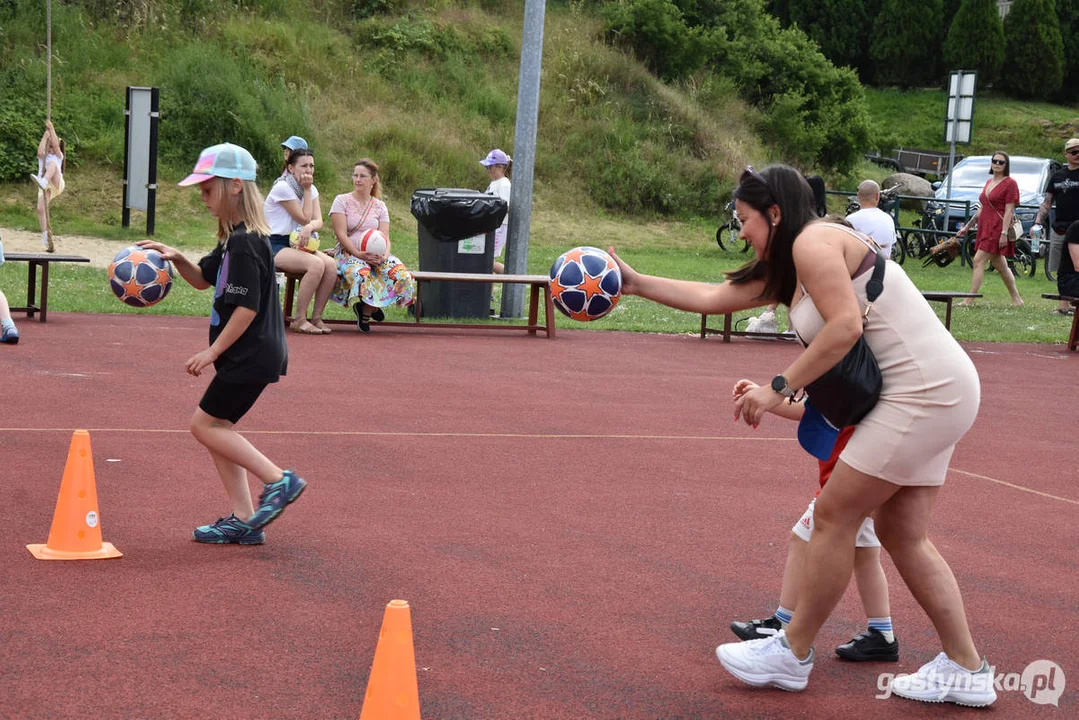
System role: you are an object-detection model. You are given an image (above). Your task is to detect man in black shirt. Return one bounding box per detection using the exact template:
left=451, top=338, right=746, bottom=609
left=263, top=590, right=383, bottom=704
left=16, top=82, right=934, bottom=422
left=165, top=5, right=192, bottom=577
left=1036, top=138, right=1079, bottom=313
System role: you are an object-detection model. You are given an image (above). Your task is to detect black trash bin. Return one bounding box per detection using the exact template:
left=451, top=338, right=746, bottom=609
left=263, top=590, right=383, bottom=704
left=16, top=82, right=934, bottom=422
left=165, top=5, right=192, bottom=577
left=410, top=188, right=508, bottom=319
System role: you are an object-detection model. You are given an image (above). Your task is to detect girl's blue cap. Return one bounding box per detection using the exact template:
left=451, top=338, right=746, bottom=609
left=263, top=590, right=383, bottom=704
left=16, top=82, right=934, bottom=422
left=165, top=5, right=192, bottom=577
left=798, top=401, right=840, bottom=461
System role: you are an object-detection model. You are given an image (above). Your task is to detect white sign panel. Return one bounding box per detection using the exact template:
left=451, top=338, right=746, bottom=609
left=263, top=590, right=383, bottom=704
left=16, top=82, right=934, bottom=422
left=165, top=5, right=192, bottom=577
left=945, top=71, right=976, bottom=144
left=126, top=88, right=153, bottom=211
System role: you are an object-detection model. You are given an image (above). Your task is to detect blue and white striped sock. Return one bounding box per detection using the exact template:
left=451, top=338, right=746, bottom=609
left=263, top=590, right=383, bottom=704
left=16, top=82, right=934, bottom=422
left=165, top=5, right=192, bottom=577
left=1, top=317, right=15, bottom=331
left=868, top=617, right=895, bottom=643
left=775, top=606, right=794, bottom=627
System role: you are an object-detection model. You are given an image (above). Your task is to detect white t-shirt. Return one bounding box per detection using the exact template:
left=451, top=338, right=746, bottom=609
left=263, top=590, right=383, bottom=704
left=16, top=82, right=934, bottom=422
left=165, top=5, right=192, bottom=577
left=264, top=181, right=319, bottom=236
left=847, top=207, right=896, bottom=256
left=485, top=177, right=511, bottom=227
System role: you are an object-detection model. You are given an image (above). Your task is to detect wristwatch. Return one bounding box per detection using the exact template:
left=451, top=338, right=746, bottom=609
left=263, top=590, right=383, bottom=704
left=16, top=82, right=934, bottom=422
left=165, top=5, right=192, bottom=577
left=771, top=374, right=797, bottom=399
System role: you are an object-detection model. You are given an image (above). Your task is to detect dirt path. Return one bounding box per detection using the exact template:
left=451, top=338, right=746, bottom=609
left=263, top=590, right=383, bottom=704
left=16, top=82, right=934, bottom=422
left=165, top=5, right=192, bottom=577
left=1, top=227, right=202, bottom=268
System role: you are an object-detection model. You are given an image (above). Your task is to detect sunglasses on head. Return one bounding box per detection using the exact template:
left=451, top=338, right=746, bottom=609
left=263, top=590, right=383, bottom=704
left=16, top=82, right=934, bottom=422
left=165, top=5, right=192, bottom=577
left=739, top=165, right=776, bottom=201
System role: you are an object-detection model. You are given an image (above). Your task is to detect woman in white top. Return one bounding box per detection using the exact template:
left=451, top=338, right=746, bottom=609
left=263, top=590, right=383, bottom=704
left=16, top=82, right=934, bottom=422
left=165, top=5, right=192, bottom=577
left=479, top=149, right=512, bottom=273
left=31, top=120, right=65, bottom=253
left=263, top=148, right=337, bottom=334
left=611, top=164, right=995, bottom=707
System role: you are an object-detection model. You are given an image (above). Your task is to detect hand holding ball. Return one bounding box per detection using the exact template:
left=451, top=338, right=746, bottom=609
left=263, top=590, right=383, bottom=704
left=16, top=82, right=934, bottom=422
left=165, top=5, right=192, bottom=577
left=107, top=246, right=174, bottom=307
left=548, top=246, right=622, bottom=321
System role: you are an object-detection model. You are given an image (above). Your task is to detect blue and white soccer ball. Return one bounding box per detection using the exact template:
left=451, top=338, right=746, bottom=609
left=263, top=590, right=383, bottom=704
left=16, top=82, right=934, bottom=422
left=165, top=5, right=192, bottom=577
left=108, top=246, right=174, bottom=308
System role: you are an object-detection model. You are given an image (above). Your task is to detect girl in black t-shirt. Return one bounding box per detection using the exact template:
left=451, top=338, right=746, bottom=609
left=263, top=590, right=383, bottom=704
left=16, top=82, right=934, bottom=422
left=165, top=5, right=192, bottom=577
left=139, top=143, right=306, bottom=545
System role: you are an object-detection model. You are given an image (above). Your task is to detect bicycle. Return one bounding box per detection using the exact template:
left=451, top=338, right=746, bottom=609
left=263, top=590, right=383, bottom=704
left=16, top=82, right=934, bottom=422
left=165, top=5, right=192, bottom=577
left=715, top=200, right=749, bottom=253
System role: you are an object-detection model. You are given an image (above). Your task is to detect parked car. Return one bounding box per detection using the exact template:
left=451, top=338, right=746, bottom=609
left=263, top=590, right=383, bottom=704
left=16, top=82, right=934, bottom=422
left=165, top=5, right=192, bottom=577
left=924, top=155, right=1062, bottom=233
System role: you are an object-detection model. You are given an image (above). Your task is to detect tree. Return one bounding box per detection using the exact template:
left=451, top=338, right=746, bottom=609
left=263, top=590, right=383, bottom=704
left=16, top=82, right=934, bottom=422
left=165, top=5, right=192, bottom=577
left=943, top=0, right=1005, bottom=85
left=1057, top=0, right=1079, bottom=101
left=870, top=0, right=945, bottom=87
left=788, top=0, right=869, bottom=75
left=602, top=0, right=703, bottom=80
left=998, top=0, right=1065, bottom=99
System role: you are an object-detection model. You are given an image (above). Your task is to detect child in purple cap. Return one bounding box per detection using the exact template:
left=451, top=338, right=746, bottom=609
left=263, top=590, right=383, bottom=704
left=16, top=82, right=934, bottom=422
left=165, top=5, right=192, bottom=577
left=479, top=149, right=512, bottom=274
left=725, top=379, right=898, bottom=665
left=138, top=143, right=307, bottom=545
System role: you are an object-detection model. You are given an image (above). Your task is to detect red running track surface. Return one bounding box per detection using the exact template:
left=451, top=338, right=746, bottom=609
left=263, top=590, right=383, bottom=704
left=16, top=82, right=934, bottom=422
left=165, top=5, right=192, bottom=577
left=1, top=314, right=1075, bottom=718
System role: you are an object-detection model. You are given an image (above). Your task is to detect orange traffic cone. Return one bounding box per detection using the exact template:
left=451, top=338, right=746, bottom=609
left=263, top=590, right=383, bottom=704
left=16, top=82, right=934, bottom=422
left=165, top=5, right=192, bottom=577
left=359, top=599, right=421, bottom=720
left=27, top=430, right=122, bottom=560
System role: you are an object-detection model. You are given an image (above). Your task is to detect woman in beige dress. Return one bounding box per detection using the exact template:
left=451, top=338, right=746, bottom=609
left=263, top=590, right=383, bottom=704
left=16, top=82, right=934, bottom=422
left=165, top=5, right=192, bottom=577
left=610, top=164, right=995, bottom=707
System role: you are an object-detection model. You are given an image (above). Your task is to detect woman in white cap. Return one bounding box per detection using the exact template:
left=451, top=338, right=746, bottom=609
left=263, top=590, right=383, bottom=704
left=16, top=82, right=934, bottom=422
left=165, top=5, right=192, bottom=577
left=479, top=149, right=512, bottom=274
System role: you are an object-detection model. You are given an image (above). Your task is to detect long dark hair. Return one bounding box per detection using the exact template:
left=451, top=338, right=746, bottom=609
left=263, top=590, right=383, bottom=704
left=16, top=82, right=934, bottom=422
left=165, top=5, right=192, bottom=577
left=726, top=164, right=817, bottom=306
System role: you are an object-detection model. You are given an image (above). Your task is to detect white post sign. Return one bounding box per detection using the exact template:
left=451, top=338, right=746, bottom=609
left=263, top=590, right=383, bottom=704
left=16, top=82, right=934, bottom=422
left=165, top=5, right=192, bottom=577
left=944, top=71, right=976, bottom=223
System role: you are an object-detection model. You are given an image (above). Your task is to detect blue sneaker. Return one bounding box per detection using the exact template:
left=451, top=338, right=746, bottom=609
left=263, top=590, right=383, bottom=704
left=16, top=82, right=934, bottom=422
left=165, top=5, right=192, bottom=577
left=192, top=514, right=265, bottom=545
left=1, top=326, right=19, bottom=344
left=247, top=470, right=307, bottom=530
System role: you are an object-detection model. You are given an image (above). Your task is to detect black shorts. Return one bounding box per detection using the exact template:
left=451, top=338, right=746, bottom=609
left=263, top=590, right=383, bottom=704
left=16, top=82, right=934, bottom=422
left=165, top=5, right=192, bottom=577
left=1058, top=274, right=1079, bottom=299
left=199, top=375, right=269, bottom=424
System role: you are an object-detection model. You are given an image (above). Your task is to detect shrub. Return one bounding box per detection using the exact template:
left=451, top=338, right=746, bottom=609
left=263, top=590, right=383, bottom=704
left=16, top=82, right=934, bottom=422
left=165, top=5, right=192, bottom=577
left=158, top=44, right=310, bottom=177
left=871, top=0, right=945, bottom=88
left=998, top=0, right=1064, bottom=99
left=601, top=0, right=704, bottom=80
left=943, top=0, right=1005, bottom=86
left=703, top=3, right=872, bottom=172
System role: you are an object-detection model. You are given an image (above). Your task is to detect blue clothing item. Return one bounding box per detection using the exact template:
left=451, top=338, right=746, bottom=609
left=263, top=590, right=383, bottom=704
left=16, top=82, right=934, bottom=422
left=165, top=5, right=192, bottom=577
left=268, top=234, right=291, bottom=258
left=797, top=401, right=840, bottom=461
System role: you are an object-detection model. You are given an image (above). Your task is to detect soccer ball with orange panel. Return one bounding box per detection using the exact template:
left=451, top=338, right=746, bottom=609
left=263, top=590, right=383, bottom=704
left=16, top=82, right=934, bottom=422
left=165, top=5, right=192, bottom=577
left=548, top=246, right=622, bottom=321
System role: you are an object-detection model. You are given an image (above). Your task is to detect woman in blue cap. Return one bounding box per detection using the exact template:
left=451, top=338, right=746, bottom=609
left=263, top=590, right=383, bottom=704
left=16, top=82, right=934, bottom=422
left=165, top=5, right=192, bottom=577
left=280, top=135, right=308, bottom=175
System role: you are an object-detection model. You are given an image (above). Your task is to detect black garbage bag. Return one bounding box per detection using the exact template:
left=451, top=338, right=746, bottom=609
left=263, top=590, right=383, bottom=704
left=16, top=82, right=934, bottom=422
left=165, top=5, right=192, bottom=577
left=410, top=188, right=508, bottom=243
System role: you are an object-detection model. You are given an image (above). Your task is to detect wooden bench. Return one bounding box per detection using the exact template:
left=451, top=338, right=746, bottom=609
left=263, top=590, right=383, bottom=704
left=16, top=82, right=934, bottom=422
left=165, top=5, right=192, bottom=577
left=2, top=252, right=91, bottom=322
left=1042, top=293, right=1079, bottom=351
left=700, top=290, right=982, bottom=341
left=920, top=291, right=981, bottom=331
left=282, top=269, right=555, bottom=338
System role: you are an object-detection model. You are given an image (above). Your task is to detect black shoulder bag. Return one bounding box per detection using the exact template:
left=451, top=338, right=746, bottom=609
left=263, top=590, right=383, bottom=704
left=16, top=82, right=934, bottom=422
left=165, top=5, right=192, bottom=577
left=803, top=252, right=885, bottom=428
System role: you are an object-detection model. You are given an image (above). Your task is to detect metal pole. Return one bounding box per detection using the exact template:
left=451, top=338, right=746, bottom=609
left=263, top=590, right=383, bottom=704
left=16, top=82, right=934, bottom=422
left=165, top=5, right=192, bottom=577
left=500, top=0, right=546, bottom=319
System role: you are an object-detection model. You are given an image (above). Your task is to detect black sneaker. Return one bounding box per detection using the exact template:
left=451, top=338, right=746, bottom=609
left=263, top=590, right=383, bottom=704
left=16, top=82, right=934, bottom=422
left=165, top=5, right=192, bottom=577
left=729, top=616, right=783, bottom=641
left=835, top=628, right=899, bottom=662
left=353, top=305, right=371, bottom=333
left=371, top=308, right=385, bottom=322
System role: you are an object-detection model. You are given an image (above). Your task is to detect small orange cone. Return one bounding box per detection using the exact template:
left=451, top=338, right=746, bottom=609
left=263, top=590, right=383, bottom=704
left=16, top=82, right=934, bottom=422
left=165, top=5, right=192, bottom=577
left=359, top=599, right=421, bottom=720
left=27, top=430, right=122, bottom=560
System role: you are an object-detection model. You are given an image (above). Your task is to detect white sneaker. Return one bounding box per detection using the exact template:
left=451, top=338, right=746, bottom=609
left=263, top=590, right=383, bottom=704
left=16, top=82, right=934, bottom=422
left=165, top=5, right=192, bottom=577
left=715, top=629, right=814, bottom=692
left=889, top=652, right=997, bottom=707
left=30, top=174, right=48, bottom=190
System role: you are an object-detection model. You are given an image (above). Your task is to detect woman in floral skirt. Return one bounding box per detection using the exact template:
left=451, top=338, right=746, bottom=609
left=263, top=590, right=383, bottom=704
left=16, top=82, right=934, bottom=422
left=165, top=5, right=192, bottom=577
left=328, top=158, right=415, bottom=332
